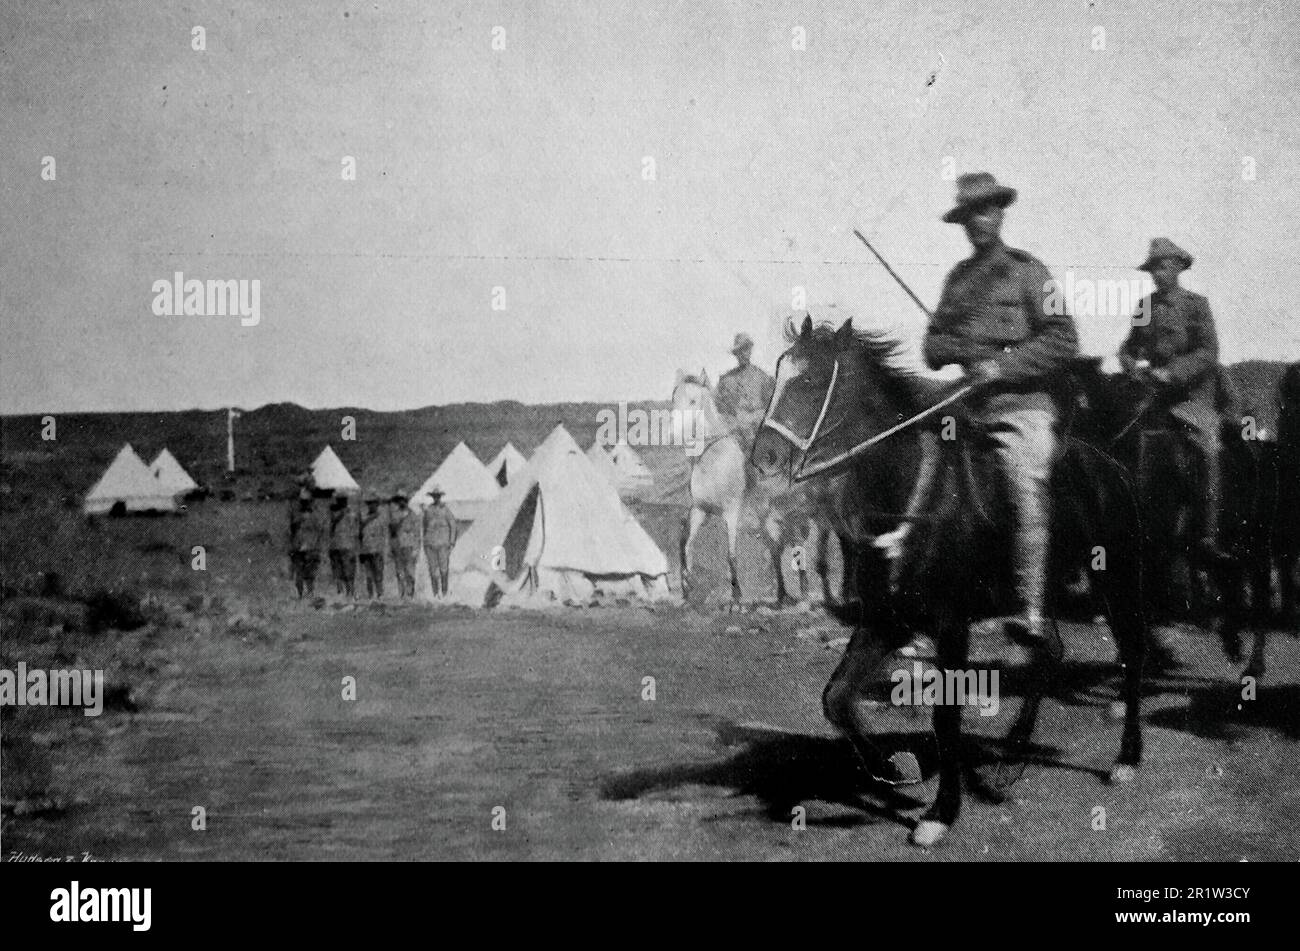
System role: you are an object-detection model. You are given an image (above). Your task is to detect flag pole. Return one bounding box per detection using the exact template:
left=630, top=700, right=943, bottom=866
left=227, top=408, right=237, bottom=473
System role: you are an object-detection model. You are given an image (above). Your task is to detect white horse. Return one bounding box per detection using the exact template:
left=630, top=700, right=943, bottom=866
left=671, top=370, right=831, bottom=607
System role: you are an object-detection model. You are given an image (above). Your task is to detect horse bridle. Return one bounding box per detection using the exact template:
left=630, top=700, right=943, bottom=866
left=758, top=359, right=840, bottom=454
left=761, top=356, right=974, bottom=482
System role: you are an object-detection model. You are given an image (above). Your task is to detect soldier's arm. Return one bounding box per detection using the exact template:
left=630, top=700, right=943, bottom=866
left=923, top=270, right=976, bottom=369
left=1162, top=296, right=1219, bottom=385
left=1118, top=304, right=1150, bottom=371
left=995, top=259, right=1078, bottom=383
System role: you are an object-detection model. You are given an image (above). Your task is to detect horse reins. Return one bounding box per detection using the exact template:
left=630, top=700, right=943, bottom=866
left=790, top=376, right=975, bottom=481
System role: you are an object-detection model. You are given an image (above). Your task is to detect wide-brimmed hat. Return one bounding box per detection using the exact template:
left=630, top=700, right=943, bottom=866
left=730, top=332, right=755, bottom=355
left=1138, top=237, right=1193, bottom=272
left=942, top=172, right=1018, bottom=223
left=428, top=485, right=445, bottom=498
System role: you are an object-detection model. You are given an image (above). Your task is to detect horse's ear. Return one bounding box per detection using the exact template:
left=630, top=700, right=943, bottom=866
left=835, top=318, right=854, bottom=346
left=800, top=315, right=813, bottom=339
left=700, top=368, right=710, bottom=388
left=786, top=315, right=798, bottom=340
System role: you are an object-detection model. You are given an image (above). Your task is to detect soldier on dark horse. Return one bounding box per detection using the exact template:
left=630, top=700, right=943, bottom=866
left=1117, top=238, right=1236, bottom=566
left=754, top=173, right=1149, bottom=847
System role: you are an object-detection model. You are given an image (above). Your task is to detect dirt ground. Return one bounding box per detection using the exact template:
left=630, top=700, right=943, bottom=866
left=2, top=501, right=1298, bottom=861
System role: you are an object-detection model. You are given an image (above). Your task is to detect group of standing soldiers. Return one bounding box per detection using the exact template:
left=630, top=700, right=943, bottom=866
left=287, top=480, right=458, bottom=602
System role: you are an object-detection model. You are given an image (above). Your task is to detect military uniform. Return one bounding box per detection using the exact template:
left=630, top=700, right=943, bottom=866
left=923, top=238, right=1079, bottom=625
left=288, top=500, right=324, bottom=598
left=388, top=503, right=420, bottom=598
left=422, top=500, right=458, bottom=598
left=716, top=363, right=775, bottom=452
left=328, top=500, right=359, bottom=598
left=1120, top=280, right=1225, bottom=542
left=358, top=501, right=387, bottom=598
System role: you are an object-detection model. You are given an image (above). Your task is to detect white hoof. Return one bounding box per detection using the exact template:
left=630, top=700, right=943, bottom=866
left=1108, top=764, right=1137, bottom=785
left=910, top=820, right=949, bottom=848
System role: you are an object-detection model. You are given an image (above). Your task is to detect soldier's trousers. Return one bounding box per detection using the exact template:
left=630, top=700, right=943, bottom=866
left=329, top=548, right=356, bottom=594
left=358, top=553, right=384, bottom=598
left=985, top=408, right=1056, bottom=623
left=1170, top=406, right=1222, bottom=540
left=290, top=551, right=321, bottom=593
left=392, top=547, right=417, bottom=597
left=424, top=544, right=451, bottom=596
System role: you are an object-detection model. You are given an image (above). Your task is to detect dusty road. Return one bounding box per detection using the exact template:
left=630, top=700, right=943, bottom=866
left=6, top=595, right=1298, bottom=861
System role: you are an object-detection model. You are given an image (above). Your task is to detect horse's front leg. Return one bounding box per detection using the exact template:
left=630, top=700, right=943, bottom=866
left=912, top=613, right=969, bottom=848
left=680, top=507, right=707, bottom=603
left=763, top=509, right=789, bottom=606
left=724, top=503, right=743, bottom=609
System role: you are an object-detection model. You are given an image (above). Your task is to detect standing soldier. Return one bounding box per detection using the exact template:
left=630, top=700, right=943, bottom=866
left=388, top=492, right=420, bottom=599
left=327, top=493, right=359, bottom=599
left=357, top=489, right=387, bottom=599
left=922, top=172, right=1079, bottom=642
left=288, top=486, right=324, bottom=599
left=1119, top=238, right=1233, bottom=564
left=716, top=332, right=776, bottom=456
left=421, top=486, right=458, bottom=599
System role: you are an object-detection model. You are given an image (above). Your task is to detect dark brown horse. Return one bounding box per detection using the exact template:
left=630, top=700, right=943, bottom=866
left=753, top=316, right=1148, bottom=847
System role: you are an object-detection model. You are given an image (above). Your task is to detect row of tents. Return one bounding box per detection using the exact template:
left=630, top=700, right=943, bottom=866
left=84, top=445, right=199, bottom=515
left=83, top=429, right=668, bottom=605
left=315, top=428, right=668, bottom=604
left=301, top=437, right=655, bottom=520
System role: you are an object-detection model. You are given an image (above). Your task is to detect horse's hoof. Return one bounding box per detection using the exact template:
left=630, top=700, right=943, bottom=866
left=910, top=820, right=949, bottom=848
left=886, top=751, right=924, bottom=786
left=1108, top=764, right=1137, bottom=785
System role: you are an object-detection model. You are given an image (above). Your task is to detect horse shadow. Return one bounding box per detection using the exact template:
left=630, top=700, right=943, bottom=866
left=1147, top=683, right=1300, bottom=743
left=598, top=719, right=1092, bottom=827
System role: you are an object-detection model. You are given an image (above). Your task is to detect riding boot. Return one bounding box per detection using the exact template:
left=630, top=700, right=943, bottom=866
left=882, top=430, right=942, bottom=662
left=1195, top=445, right=1234, bottom=565
left=1006, top=478, right=1052, bottom=648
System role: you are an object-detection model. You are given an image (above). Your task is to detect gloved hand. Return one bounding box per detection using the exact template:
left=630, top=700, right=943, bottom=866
left=967, top=359, right=1003, bottom=388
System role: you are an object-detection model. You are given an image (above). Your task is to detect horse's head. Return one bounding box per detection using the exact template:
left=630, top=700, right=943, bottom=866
left=754, top=314, right=914, bottom=481
left=670, top=367, right=712, bottom=414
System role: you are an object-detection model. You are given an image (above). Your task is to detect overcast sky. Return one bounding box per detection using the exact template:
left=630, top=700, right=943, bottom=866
left=3, top=0, right=1298, bottom=414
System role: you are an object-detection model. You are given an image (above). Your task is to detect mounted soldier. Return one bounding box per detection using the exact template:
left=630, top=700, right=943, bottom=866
left=715, top=332, right=775, bottom=458
left=920, top=172, right=1079, bottom=641
left=1118, top=238, right=1234, bottom=565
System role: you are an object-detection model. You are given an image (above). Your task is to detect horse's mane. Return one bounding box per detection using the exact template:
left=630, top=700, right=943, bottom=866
left=785, top=317, right=926, bottom=383
left=680, top=373, right=709, bottom=386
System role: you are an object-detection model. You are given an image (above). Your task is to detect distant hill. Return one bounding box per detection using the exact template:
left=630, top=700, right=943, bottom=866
left=0, top=399, right=678, bottom=509
left=3, top=359, right=1294, bottom=511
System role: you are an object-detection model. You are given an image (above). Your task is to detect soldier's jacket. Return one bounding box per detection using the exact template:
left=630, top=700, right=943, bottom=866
left=328, top=504, right=359, bottom=552
left=924, top=241, right=1079, bottom=417
left=388, top=507, right=420, bottom=551
left=1120, top=285, right=1220, bottom=411
left=716, top=363, right=775, bottom=429
left=288, top=506, right=324, bottom=553
left=421, top=502, right=458, bottom=548
left=359, top=507, right=388, bottom=554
